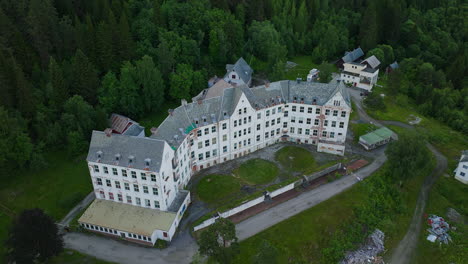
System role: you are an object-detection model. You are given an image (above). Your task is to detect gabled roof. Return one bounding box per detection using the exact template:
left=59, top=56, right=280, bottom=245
left=87, top=131, right=165, bottom=172
left=110, top=114, right=144, bottom=136
left=342, top=47, right=364, bottom=63
left=360, top=127, right=394, bottom=145
left=363, top=55, right=381, bottom=69
left=225, top=57, right=253, bottom=84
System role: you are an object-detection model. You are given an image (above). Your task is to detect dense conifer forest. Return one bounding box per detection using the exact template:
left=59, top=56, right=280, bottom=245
left=0, top=0, right=466, bottom=178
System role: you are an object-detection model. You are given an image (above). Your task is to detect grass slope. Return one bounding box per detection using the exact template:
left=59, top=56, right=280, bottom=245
left=196, top=174, right=241, bottom=204
left=275, top=146, right=317, bottom=173
left=234, top=159, right=279, bottom=185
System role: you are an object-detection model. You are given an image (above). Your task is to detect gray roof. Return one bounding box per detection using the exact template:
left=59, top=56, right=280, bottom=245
left=363, top=55, right=381, bottom=69
left=342, top=48, right=364, bottom=63
left=151, top=80, right=350, bottom=149
left=87, top=131, right=165, bottom=172
left=461, top=150, right=468, bottom=162
left=225, top=57, right=253, bottom=84
left=389, top=61, right=399, bottom=69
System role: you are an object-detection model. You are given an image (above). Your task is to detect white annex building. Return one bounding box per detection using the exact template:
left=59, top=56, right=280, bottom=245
left=79, top=60, right=352, bottom=245
left=454, top=150, right=468, bottom=184
left=341, top=55, right=381, bottom=91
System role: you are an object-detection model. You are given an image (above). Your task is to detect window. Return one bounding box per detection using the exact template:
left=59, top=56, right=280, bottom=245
left=324, top=120, right=329, bottom=126
left=154, top=201, right=160, bottom=208
left=190, top=139, right=194, bottom=146
left=308, top=107, right=312, bottom=113
left=143, top=186, right=149, bottom=194
left=291, top=116, right=296, bottom=123
left=322, top=131, right=327, bottom=137
left=212, top=126, right=216, bottom=133
left=122, top=169, right=127, bottom=177
left=283, top=122, right=287, bottom=128
left=244, top=117, right=247, bottom=124
left=131, top=171, right=137, bottom=178
left=223, top=134, right=227, bottom=141
left=118, top=194, right=123, bottom=202
left=271, top=119, right=275, bottom=125
left=244, top=107, right=247, bottom=114
left=463, top=165, right=468, bottom=169
left=212, top=137, right=217, bottom=144
left=223, top=146, right=227, bottom=153
left=153, top=187, right=159, bottom=195
left=334, top=100, right=341, bottom=106
left=109, top=192, right=114, bottom=200
left=151, top=174, right=156, bottom=182
left=198, top=153, right=203, bottom=160
left=124, top=183, right=130, bottom=190
left=256, top=135, right=260, bottom=141
left=331, top=121, right=336, bottom=127
left=205, top=140, right=210, bottom=147
left=191, top=151, right=195, bottom=159
left=205, top=151, right=211, bottom=158
left=257, top=113, right=261, bottom=119
left=461, top=172, right=466, bottom=176
left=266, top=121, right=270, bottom=127
left=126, top=195, right=132, bottom=203
left=204, top=128, right=209, bottom=135
left=298, top=117, right=303, bottom=124
left=333, top=110, right=338, bottom=116
left=276, top=128, right=280, bottom=134
left=96, top=178, right=102, bottom=185
left=292, top=106, right=296, bottom=112
left=213, top=149, right=217, bottom=156
left=99, top=191, right=105, bottom=198
left=145, top=199, right=150, bottom=207
left=265, top=132, right=269, bottom=138
left=277, top=117, right=280, bottom=123
left=330, top=132, right=335, bottom=138
left=341, top=111, right=346, bottom=117
left=269, top=130, right=273, bottom=136
left=325, top=109, right=330, bottom=115
left=278, top=107, right=282, bottom=113
left=234, top=131, right=237, bottom=138
left=136, top=198, right=141, bottom=206
left=248, top=116, right=252, bottom=122
left=141, top=173, right=146, bottom=180
left=314, top=119, right=319, bottom=126
left=222, top=123, right=227, bottom=130
left=290, top=127, right=295, bottom=133
left=284, top=111, right=288, bottom=117
left=133, top=184, right=139, bottom=192
left=298, top=128, right=302, bottom=134
left=198, top=142, right=202, bottom=149
left=300, top=107, right=304, bottom=113
left=104, top=167, right=109, bottom=174
left=313, top=130, right=318, bottom=136
left=197, top=130, right=202, bottom=137
left=272, top=109, right=276, bottom=115
left=339, top=122, right=344, bottom=128
left=106, top=179, right=111, bottom=187
left=115, top=181, right=121, bottom=189
left=316, top=108, right=321, bottom=114
left=257, top=124, right=261, bottom=130
left=305, top=129, right=310, bottom=135
left=234, top=143, right=237, bottom=149
left=234, top=120, right=237, bottom=127
left=112, top=168, right=118, bottom=176
left=266, top=110, right=270, bottom=116
left=94, top=165, right=99, bottom=173
left=238, top=109, right=242, bottom=115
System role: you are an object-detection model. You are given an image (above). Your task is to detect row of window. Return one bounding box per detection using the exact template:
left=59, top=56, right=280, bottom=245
left=196, top=125, right=217, bottom=137
left=98, top=190, right=161, bottom=208
left=289, top=128, right=341, bottom=138
left=289, top=106, right=347, bottom=118
left=93, top=166, right=159, bottom=182
left=81, top=223, right=152, bottom=241
left=96, top=178, right=161, bottom=195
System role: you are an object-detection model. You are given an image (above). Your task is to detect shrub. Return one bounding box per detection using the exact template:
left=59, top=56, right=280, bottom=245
left=154, top=239, right=168, bottom=249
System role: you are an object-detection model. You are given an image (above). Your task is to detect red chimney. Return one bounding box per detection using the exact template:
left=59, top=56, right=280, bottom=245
left=150, top=127, right=158, bottom=135
left=104, top=128, right=112, bottom=137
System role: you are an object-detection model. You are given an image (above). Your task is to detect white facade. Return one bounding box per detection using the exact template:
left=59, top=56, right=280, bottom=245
left=341, top=62, right=379, bottom=91
left=454, top=151, right=468, bottom=184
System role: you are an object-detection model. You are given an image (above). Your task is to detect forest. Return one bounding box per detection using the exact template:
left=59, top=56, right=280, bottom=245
left=0, top=0, right=466, bottom=179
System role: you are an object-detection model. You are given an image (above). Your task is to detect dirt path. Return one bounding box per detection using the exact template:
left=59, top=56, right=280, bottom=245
left=349, top=88, right=448, bottom=264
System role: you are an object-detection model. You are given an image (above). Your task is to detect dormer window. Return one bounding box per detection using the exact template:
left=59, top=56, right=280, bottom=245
left=96, top=151, right=103, bottom=159
left=293, top=96, right=297, bottom=100
left=115, top=154, right=120, bottom=161
left=128, top=155, right=134, bottom=164
left=145, top=158, right=151, bottom=167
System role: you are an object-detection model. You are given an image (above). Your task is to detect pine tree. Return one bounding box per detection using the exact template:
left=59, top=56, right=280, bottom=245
left=117, top=12, right=135, bottom=62
left=48, top=57, right=68, bottom=110
left=70, top=49, right=99, bottom=105
left=359, top=2, right=379, bottom=51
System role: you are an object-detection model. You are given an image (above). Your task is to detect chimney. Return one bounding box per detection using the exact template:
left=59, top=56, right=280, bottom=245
left=296, top=78, right=302, bottom=84
left=168, top=109, right=174, bottom=116
left=104, top=128, right=113, bottom=137
left=150, top=127, right=158, bottom=135
left=181, top=99, right=187, bottom=106
left=265, top=81, right=270, bottom=88
left=197, top=99, right=202, bottom=105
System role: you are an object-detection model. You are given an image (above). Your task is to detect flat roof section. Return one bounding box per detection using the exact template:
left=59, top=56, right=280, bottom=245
left=79, top=199, right=177, bottom=236
left=360, top=127, right=394, bottom=145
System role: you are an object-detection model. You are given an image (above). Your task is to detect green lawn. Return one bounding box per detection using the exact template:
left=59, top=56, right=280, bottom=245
left=138, top=101, right=179, bottom=135
left=412, top=177, right=468, bottom=264
left=46, top=250, right=115, bottom=264
left=234, top=159, right=279, bottom=185
left=275, top=146, right=318, bottom=174
left=0, top=151, right=92, bottom=262
left=284, top=56, right=319, bottom=81
left=196, top=174, right=241, bottom=204
left=349, top=123, right=378, bottom=143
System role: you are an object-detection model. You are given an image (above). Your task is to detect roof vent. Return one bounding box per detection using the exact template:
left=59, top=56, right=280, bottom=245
left=168, top=109, right=174, bottom=116
left=181, top=99, right=187, bottom=106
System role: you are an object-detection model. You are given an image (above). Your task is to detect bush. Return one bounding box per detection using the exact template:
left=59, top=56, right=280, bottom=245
left=363, top=92, right=386, bottom=111
left=154, top=239, right=168, bottom=249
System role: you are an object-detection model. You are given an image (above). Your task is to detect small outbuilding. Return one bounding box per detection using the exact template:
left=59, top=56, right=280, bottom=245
left=359, top=127, right=396, bottom=150
left=454, top=150, right=468, bottom=184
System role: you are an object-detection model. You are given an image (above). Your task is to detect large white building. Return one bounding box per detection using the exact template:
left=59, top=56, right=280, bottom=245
left=341, top=55, right=381, bottom=91
left=454, top=150, right=468, bottom=184
left=79, top=77, right=352, bottom=245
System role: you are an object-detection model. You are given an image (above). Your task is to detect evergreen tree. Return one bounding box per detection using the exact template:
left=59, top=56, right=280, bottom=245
left=70, top=49, right=99, bottom=105
left=48, top=57, right=68, bottom=110
left=99, top=71, right=121, bottom=113
left=359, top=2, right=378, bottom=51
left=134, top=55, right=165, bottom=112
left=117, top=12, right=135, bottom=62
left=170, top=63, right=193, bottom=100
